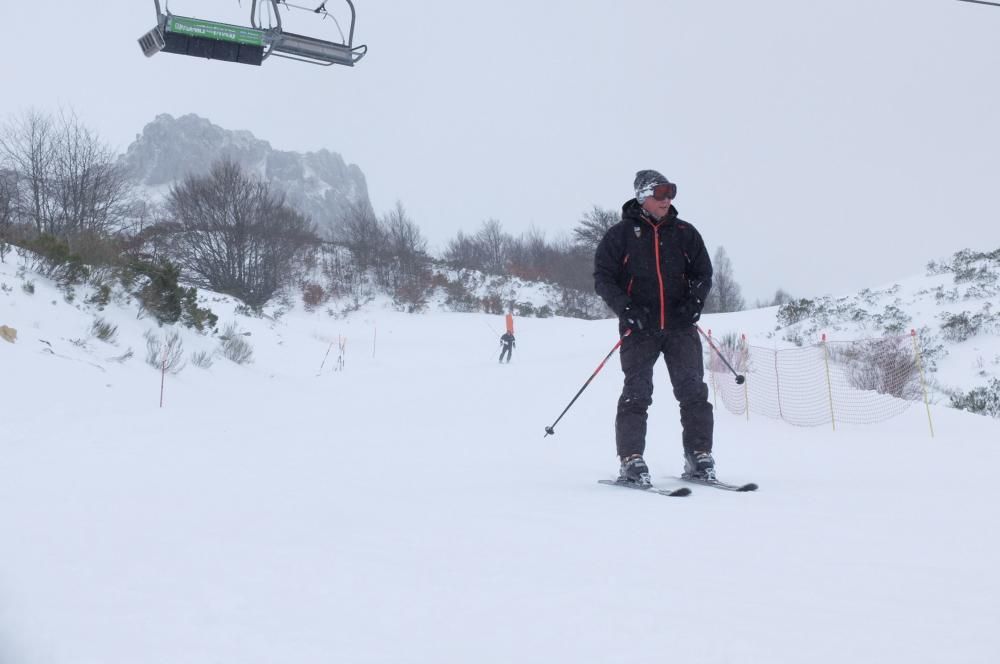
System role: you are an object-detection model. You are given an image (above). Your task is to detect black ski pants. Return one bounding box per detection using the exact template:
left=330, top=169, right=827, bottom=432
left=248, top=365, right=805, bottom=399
left=499, top=345, right=513, bottom=363
left=615, top=326, right=713, bottom=459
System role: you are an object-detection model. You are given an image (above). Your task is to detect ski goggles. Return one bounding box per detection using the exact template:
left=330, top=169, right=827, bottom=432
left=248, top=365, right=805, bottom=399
left=638, top=182, right=677, bottom=201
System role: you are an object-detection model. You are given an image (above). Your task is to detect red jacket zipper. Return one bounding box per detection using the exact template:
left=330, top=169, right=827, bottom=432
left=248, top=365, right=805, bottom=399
left=649, top=222, right=666, bottom=329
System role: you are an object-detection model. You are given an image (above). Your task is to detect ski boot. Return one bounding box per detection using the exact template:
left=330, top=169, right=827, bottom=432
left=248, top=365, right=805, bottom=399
left=681, top=450, right=716, bottom=482
left=683, top=450, right=716, bottom=481
left=618, top=454, right=652, bottom=487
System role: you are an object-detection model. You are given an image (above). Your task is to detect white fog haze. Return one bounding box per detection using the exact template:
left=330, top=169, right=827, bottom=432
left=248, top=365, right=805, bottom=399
left=4, top=1, right=999, bottom=300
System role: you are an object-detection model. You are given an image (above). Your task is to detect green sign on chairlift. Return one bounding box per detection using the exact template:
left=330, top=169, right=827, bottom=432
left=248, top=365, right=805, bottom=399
left=167, top=16, right=265, bottom=47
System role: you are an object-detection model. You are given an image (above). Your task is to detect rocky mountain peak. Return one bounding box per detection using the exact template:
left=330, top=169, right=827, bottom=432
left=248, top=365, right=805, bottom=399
left=120, top=113, right=371, bottom=232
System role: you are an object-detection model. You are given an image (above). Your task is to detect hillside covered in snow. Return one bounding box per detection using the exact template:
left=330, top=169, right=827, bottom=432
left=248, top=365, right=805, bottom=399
left=2, top=245, right=1000, bottom=664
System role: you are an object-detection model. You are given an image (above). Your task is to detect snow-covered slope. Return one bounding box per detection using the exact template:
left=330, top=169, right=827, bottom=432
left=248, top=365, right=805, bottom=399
left=1, top=254, right=998, bottom=664
left=707, top=248, right=1000, bottom=403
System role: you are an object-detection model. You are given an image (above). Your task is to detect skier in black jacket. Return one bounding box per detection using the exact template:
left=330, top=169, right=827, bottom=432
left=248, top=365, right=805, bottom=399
left=499, top=332, right=516, bottom=363
left=593, top=170, right=715, bottom=487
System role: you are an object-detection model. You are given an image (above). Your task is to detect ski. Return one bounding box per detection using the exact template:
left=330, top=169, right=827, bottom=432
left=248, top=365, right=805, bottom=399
left=676, top=475, right=758, bottom=492
left=598, top=479, right=692, bottom=497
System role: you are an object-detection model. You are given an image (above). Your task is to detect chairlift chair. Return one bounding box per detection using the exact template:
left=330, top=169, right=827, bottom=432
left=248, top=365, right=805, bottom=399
left=138, top=0, right=366, bottom=67
left=253, top=0, right=367, bottom=66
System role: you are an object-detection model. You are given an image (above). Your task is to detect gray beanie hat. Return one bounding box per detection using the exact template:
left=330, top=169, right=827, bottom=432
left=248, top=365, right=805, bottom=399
left=634, top=169, right=676, bottom=203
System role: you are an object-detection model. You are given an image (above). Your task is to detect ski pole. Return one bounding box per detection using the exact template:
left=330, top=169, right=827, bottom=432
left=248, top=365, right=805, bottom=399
left=696, top=325, right=746, bottom=384
left=544, top=330, right=631, bottom=437
left=956, top=0, right=1000, bottom=9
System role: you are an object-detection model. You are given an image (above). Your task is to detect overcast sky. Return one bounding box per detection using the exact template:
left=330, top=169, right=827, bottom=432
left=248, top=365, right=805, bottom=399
left=3, top=0, right=999, bottom=302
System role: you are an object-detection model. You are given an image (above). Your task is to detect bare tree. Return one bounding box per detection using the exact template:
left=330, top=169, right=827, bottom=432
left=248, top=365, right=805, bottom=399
left=163, top=160, right=319, bottom=307
left=443, top=219, right=510, bottom=274
left=0, top=109, right=57, bottom=234
left=0, top=169, right=15, bottom=262
left=544, top=234, right=592, bottom=292
left=771, top=288, right=794, bottom=306
left=703, top=246, right=745, bottom=313
left=383, top=200, right=429, bottom=286
left=573, top=205, right=619, bottom=251
left=0, top=109, right=133, bottom=245
left=444, top=229, right=484, bottom=270
left=753, top=288, right=795, bottom=309
left=476, top=218, right=509, bottom=274
left=507, top=226, right=552, bottom=281
left=334, top=199, right=385, bottom=272
left=49, top=110, right=133, bottom=239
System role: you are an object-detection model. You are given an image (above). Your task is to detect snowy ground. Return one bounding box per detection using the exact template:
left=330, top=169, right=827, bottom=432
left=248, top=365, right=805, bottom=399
left=2, top=260, right=999, bottom=663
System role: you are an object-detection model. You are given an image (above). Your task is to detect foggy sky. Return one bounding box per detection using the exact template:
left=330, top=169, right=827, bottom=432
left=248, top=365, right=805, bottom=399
left=2, top=0, right=999, bottom=303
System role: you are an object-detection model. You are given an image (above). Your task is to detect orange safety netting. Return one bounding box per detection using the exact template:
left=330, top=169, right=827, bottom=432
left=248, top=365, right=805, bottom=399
left=706, top=332, right=929, bottom=428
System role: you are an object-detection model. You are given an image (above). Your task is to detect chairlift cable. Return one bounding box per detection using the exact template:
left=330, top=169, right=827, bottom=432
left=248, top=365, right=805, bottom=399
left=956, top=0, right=1000, bottom=7
left=277, top=1, right=332, bottom=14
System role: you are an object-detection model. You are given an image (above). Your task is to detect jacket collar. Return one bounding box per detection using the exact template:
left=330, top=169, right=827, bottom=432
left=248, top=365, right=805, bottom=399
left=621, top=198, right=679, bottom=227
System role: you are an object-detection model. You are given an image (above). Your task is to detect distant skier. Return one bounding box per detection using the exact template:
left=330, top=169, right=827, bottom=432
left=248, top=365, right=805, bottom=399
left=593, top=169, right=715, bottom=487
left=499, top=332, right=516, bottom=363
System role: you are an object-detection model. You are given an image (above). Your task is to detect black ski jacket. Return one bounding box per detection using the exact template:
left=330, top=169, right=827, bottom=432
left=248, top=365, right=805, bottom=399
left=594, top=199, right=713, bottom=331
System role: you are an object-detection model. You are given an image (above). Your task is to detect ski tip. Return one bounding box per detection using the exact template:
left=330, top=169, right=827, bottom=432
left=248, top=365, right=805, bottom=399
left=598, top=479, right=690, bottom=496
left=675, top=475, right=759, bottom=492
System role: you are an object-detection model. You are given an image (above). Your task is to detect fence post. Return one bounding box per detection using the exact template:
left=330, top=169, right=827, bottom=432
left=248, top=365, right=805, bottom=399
left=159, top=344, right=167, bottom=408
left=742, top=334, right=750, bottom=422
left=318, top=341, right=334, bottom=375
left=821, top=333, right=836, bottom=431
left=911, top=329, right=935, bottom=438
left=773, top=340, right=784, bottom=422
left=707, top=329, right=718, bottom=411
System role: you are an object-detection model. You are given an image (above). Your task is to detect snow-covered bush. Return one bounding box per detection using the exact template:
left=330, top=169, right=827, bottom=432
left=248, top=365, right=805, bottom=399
left=16, top=234, right=89, bottom=287
left=85, top=283, right=112, bottom=310
left=913, top=326, right=946, bottom=373
left=872, top=304, right=910, bottom=335
left=950, top=379, right=1000, bottom=418
left=91, top=317, right=118, bottom=344
left=190, top=351, right=215, bottom=369
left=144, top=329, right=185, bottom=374
left=777, top=298, right=816, bottom=327
left=301, top=282, right=326, bottom=310
left=219, top=323, right=253, bottom=365
left=128, top=258, right=217, bottom=331
left=938, top=310, right=994, bottom=342
left=831, top=336, right=920, bottom=400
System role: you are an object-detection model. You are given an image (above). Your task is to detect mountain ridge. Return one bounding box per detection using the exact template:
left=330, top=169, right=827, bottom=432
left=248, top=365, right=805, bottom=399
left=119, top=113, right=371, bottom=233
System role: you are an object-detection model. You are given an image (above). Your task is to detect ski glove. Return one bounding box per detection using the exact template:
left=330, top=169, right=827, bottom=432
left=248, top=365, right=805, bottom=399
left=676, top=297, right=704, bottom=326
left=621, top=304, right=651, bottom=332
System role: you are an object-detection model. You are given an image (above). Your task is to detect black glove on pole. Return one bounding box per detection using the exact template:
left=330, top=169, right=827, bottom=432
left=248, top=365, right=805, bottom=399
left=679, top=296, right=703, bottom=325
left=696, top=325, right=746, bottom=385
left=621, top=304, right=648, bottom=332
left=544, top=330, right=632, bottom=437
